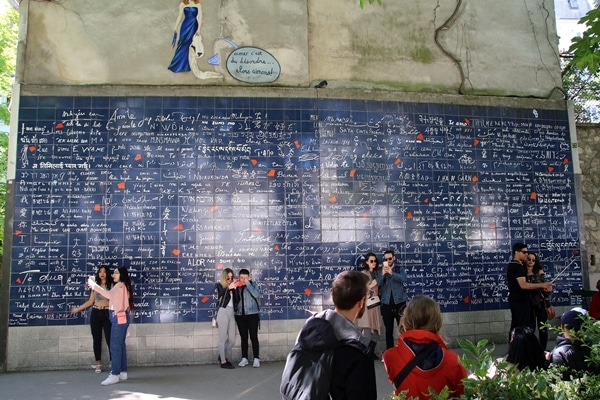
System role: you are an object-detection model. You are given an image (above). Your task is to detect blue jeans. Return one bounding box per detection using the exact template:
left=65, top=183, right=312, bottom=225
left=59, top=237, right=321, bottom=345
left=108, top=311, right=130, bottom=375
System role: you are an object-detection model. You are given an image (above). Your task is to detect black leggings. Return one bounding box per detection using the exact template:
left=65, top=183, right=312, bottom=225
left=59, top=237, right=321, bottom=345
left=90, top=308, right=111, bottom=361
left=235, top=314, right=260, bottom=359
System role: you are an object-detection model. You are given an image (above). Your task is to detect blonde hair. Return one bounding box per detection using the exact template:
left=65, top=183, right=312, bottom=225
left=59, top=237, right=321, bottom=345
left=219, top=268, right=234, bottom=288
left=400, top=295, right=443, bottom=336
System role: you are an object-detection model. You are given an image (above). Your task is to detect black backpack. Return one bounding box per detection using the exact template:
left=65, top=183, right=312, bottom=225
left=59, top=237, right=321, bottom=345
left=280, top=316, right=339, bottom=400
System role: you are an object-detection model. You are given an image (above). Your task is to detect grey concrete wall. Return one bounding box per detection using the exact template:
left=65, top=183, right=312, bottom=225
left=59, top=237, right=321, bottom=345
left=18, top=0, right=561, bottom=97
left=576, top=124, right=600, bottom=287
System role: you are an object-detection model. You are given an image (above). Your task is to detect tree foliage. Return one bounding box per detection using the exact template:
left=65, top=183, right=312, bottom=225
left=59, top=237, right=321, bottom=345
left=562, top=59, right=600, bottom=122
left=0, top=6, right=18, bottom=125
left=565, top=5, right=600, bottom=76
left=0, top=6, right=17, bottom=257
left=561, top=4, right=600, bottom=122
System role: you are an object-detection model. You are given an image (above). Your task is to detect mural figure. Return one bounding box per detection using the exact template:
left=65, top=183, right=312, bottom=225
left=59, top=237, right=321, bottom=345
left=168, top=0, right=222, bottom=80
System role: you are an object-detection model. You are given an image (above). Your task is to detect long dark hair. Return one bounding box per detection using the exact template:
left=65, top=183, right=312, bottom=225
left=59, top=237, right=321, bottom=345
left=116, top=267, right=134, bottom=310
left=95, top=265, right=113, bottom=289
left=507, top=326, right=545, bottom=371
left=528, top=252, right=544, bottom=275
left=362, top=252, right=379, bottom=273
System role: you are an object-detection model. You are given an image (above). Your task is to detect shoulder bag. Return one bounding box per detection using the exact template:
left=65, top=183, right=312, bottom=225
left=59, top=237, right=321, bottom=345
left=393, top=341, right=439, bottom=390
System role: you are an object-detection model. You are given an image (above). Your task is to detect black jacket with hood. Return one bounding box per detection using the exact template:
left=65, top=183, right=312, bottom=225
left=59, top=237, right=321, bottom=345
left=548, top=334, right=594, bottom=378
left=297, top=309, right=377, bottom=400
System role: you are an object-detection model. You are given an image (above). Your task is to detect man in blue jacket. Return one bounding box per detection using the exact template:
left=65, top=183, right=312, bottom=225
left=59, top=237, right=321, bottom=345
left=377, top=250, right=408, bottom=349
left=234, top=268, right=261, bottom=367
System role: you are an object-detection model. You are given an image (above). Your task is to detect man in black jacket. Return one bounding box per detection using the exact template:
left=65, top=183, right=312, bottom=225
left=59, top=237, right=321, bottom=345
left=280, top=270, right=377, bottom=400
left=546, top=308, right=595, bottom=378
left=507, top=243, right=552, bottom=339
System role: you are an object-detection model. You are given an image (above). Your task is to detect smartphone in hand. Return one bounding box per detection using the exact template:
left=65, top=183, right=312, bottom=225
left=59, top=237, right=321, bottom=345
left=383, top=261, right=391, bottom=275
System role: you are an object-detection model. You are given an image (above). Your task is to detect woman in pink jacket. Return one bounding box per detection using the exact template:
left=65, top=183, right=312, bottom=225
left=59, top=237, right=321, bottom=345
left=383, top=295, right=467, bottom=399
left=88, top=267, right=134, bottom=386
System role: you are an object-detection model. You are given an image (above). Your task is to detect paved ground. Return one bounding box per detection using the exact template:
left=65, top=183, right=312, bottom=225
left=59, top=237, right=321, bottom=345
left=0, top=360, right=392, bottom=400
left=0, top=344, right=509, bottom=400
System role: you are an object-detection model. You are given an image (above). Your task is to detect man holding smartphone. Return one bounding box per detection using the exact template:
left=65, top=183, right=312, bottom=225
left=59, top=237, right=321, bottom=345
left=376, top=250, right=408, bottom=350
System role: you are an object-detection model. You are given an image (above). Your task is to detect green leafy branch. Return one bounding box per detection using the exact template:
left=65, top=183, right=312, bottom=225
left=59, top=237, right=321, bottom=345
left=359, top=0, right=382, bottom=9
left=564, top=6, right=600, bottom=75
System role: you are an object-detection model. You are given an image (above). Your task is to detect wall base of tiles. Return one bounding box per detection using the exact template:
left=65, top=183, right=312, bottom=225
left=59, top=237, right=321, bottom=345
left=4, top=308, right=566, bottom=372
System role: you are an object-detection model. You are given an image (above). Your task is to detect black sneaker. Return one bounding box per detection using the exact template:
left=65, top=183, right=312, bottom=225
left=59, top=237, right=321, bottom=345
left=220, top=361, right=235, bottom=369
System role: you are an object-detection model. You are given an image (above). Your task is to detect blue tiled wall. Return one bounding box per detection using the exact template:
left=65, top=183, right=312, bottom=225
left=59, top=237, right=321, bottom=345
left=9, top=96, right=582, bottom=326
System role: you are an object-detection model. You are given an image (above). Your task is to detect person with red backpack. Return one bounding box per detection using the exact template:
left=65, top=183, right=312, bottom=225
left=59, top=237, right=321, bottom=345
left=383, top=295, right=467, bottom=399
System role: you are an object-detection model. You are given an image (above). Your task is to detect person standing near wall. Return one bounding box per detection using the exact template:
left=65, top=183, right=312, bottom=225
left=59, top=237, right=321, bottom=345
left=525, top=252, right=551, bottom=349
left=356, top=253, right=381, bottom=341
left=70, top=265, right=113, bottom=373
left=87, top=267, right=134, bottom=386
left=507, top=243, right=552, bottom=340
left=234, top=268, right=261, bottom=368
left=377, top=250, right=407, bottom=350
left=215, top=268, right=239, bottom=369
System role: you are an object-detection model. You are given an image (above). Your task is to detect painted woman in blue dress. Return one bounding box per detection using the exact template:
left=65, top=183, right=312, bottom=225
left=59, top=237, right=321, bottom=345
left=168, top=0, right=202, bottom=73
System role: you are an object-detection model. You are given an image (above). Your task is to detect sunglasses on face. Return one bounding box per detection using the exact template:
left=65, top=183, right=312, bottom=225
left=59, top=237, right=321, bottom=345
left=520, top=251, right=529, bottom=254
left=384, top=258, right=393, bottom=261
left=527, top=258, right=536, bottom=262
left=367, top=259, right=377, bottom=263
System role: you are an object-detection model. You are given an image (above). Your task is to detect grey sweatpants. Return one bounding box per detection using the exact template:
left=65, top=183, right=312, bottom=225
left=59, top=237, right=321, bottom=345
left=216, top=306, right=236, bottom=362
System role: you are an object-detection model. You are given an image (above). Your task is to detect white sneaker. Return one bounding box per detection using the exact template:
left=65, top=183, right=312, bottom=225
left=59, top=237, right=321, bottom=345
left=101, top=374, right=119, bottom=386
left=119, top=372, right=128, bottom=381
left=238, top=358, right=249, bottom=367
left=253, top=358, right=260, bottom=368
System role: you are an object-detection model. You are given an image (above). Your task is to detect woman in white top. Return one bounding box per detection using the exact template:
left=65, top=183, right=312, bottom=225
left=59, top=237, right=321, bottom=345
left=88, top=267, right=134, bottom=386
left=71, top=265, right=113, bottom=373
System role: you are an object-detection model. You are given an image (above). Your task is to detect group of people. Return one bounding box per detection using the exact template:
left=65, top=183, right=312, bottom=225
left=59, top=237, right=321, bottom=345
left=356, top=250, right=409, bottom=352
left=281, top=252, right=468, bottom=400
left=74, top=242, right=598, bottom=395
left=214, top=268, right=262, bottom=369
left=71, top=265, right=134, bottom=386
left=507, top=243, right=554, bottom=349
left=505, top=307, right=597, bottom=377
left=282, top=244, right=599, bottom=399
left=504, top=242, right=598, bottom=377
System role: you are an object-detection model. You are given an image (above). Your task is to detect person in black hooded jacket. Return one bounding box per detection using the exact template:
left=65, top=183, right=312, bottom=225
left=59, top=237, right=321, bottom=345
left=281, top=270, right=377, bottom=400
left=546, top=308, right=595, bottom=378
